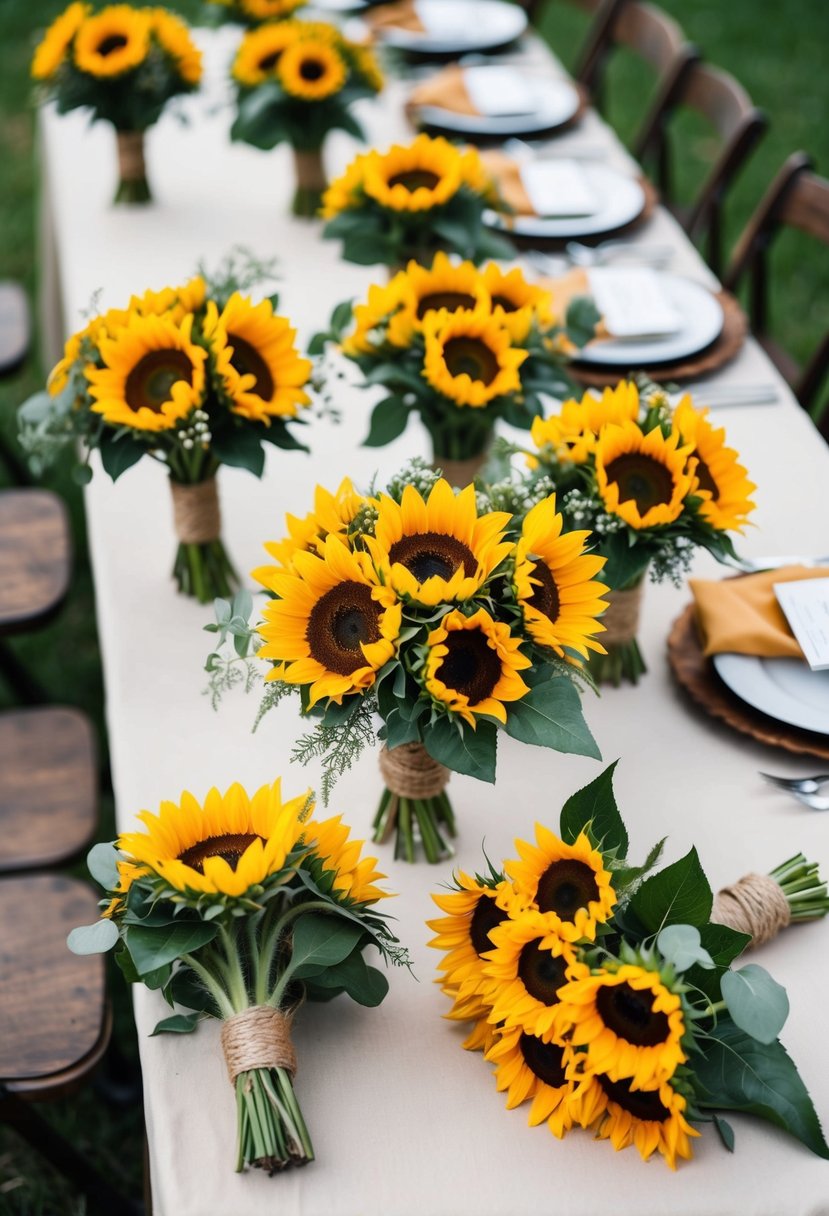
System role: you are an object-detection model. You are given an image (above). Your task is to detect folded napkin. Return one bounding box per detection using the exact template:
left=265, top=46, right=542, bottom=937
left=367, top=0, right=424, bottom=32
left=410, top=65, right=537, bottom=118
left=480, top=149, right=537, bottom=214
left=690, top=566, right=829, bottom=658
left=409, top=64, right=479, bottom=116
left=535, top=267, right=609, bottom=339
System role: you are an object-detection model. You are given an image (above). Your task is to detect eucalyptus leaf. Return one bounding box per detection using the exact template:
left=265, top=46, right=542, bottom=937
left=656, top=924, right=715, bottom=972
left=86, top=841, right=120, bottom=891
left=67, top=919, right=119, bottom=955
left=721, top=965, right=789, bottom=1044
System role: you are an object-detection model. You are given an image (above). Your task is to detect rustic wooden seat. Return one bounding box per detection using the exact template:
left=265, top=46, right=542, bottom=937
left=0, top=707, right=97, bottom=873
left=518, top=0, right=628, bottom=90
left=724, top=153, right=829, bottom=438
left=0, top=489, right=71, bottom=633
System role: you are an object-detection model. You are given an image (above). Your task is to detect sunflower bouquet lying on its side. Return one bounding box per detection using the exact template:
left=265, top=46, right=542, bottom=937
left=32, top=3, right=202, bottom=203
left=70, top=778, right=408, bottom=1173
left=230, top=20, right=383, bottom=217
left=205, top=461, right=608, bottom=863
left=204, top=0, right=307, bottom=26
left=310, top=253, right=599, bottom=487
left=430, top=763, right=829, bottom=1168
left=18, top=254, right=312, bottom=602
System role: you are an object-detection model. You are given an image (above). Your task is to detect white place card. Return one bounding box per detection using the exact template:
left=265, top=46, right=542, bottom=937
left=774, top=578, right=829, bottom=671
left=519, top=159, right=598, bottom=217
left=463, top=66, right=536, bottom=116
left=587, top=267, right=682, bottom=339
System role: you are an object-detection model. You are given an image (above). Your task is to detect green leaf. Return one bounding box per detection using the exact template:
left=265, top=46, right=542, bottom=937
left=211, top=428, right=265, bottom=477
left=596, top=531, right=651, bottom=590
left=99, top=433, right=145, bottom=481
left=656, top=924, right=714, bottom=972
left=330, top=299, right=355, bottom=334
left=166, top=967, right=219, bottom=1015
left=713, top=1114, right=735, bottom=1152
left=559, top=760, right=626, bottom=853
left=72, top=463, right=93, bottom=486
left=504, top=677, right=600, bottom=761
left=342, top=233, right=387, bottom=266
left=364, top=396, right=410, bottom=447
left=287, top=913, right=366, bottom=980
left=721, top=965, right=789, bottom=1044
left=628, top=847, right=713, bottom=932
left=150, top=1013, right=200, bottom=1036
left=67, top=919, right=119, bottom=955
left=565, top=296, right=601, bottom=346
left=700, top=921, right=752, bottom=968
left=423, top=715, right=497, bottom=783
left=125, top=921, right=219, bottom=977
left=309, top=950, right=389, bottom=1007
left=694, top=1020, right=829, bottom=1159
left=86, top=841, right=120, bottom=891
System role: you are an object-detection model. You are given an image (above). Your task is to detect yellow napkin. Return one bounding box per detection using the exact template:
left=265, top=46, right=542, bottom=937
left=535, top=266, right=609, bottom=340
left=366, top=1, right=424, bottom=32
left=690, top=566, right=829, bottom=658
left=480, top=149, right=537, bottom=214
left=409, top=64, right=480, bottom=117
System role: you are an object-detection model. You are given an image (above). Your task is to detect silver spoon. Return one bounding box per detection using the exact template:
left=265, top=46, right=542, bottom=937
left=760, top=772, right=829, bottom=795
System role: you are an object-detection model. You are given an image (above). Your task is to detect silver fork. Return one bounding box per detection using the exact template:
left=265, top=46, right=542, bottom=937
left=760, top=772, right=829, bottom=795
left=792, top=792, right=829, bottom=812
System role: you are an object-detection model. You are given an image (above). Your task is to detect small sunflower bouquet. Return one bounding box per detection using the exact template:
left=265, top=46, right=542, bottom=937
left=431, top=763, right=829, bottom=1168
left=505, top=378, right=756, bottom=684
left=230, top=20, right=383, bottom=217
left=18, top=256, right=312, bottom=603
left=311, top=253, right=598, bottom=487
left=32, top=3, right=202, bottom=203
left=69, top=778, right=407, bottom=1173
left=204, top=0, right=307, bottom=26
left=206, top=461, right=607, bottom=863
left=321, top=134, right=515, bottom=270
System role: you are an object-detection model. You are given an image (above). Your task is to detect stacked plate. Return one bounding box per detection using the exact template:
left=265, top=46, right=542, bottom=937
left=714, top=654, right=829, bottom=736
left=368, top=0, right=528, bottom=54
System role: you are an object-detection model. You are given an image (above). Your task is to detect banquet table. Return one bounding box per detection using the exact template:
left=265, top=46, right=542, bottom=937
left=38, top=20, right=829, bottom=1216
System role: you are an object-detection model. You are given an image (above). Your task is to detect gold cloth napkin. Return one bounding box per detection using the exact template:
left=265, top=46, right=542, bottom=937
left=366, top=1, right=424, bottom=32
left=480, top=149, right=537, bottom=214
left=409, top=65, right=479, bottom=117
left=536, top=266, right=610, bottom=340
left=690, top=566, right=829, bottom=658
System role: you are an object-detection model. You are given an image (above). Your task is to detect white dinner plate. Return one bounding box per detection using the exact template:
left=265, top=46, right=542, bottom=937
left=308, top=0, right=368, bottom=11
left=416, top=76, right=581, bottom=137
left=713, top=653, right=829, bottom=735
left=577, top=273, right=724, bottom=366
left=485, top=163, right=646, bottom=237
left=375, top=0, right=528, bottom=54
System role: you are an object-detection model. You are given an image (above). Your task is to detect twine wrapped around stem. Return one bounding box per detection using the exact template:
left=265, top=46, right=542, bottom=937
left=375, top=744, right=454, bottom=863
left=220, top=1005, right=297, bottom=1084
left=602, top=582, right=645, bottom=646
left=433, top=452, right=487, bottom=489
left=291, top=147, right=327, bottom=218
left=713, top=873, right=792, bottom=948
left=379, top=743, right=449, bottom=800
left=116, top=130, right=146, bottom=183
left=171, top=478, right=221, bottom=545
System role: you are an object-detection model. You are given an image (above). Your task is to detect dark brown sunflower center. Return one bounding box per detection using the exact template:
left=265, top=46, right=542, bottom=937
left=469, top=893, right=508, bottom=957
left=124, top=349, right=194, bottom=413
left=519, top=1033, right=567, bottom=1087
left=388, top=531, right=477, bottom=583
left=598, top=1074, right=671, bottom=1123
left=388, top=170, right=440, bottom=192
left=179, top=833, right=263, bottom=873
left=443, top=337, right=499, bottom=386
left=436, top=629, right=501, bottom=704
left=491, top=294, right=519, bottom=313
left=595, top=981, right=671, bottom=1047
left=299, top=57, right=325, bottom=82
left=536, top=859, right=599, bottom=922
left=526, top=559, right=560, bottom=623
left=517, top=940, right=569, bottom=1006
left=306, top=580, right=382, bottom=676
left=97, top=34, right=128, bottom=56
left=604, top=453, right=675, bottom=513
left=416, top=292, right=478, bottom=320
left=693, top=455, right=719, bottom=499
left=227, top=332, right=275, bottom=400
left=258, top=51, right=281, bottom=71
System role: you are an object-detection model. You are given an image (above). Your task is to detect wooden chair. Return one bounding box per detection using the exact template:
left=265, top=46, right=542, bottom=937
left=725, top=153, right=829, bottom=437
left=517, top=0, right=628, bottom=91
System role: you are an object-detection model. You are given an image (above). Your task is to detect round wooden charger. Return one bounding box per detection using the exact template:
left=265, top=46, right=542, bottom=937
left=571, top=290, right=747, bottom=389
left=667, top=602, right=829, bottom=761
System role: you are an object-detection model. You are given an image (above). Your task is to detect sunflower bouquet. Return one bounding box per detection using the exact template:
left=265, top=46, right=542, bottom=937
left=230, top=20, right=383, bottom=217
left=204, top=0, right=307, bottom=26
left=70, top=777, right=407, bottom=1173
left=321, top=134, right=515, bottom=270
left=18, top=256, right=312, bottom=603
left=430, top=763, right=829, bottom=1168
left=311, top=253, right=599, bottom=487
left=206, top=461, right=607, bottom=863
left=32, top=3, right=202, bottom=203
left=501, top=378, right=756, bottom=684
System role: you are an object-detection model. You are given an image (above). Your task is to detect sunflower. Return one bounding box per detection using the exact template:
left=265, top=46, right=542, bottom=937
left=513, top=493, right=608, bottom=659
left=150, top=8, right=202, bottom=85
left=73, top=5, right=151, bottom=77
left=428, top=870, right=516, bottom=998
left=203, top=292, right=311, bottom=423
left=595, top=420, right=697, bottom=530
left=321, top=152, right=371, bottom=220
left=256, top=535, right=401, bottom=707
left=674, top=397, right=756, bottom=532
left=363, top=135, right=465, bottom=213
left=306, top=813, right=388, bottom=905
left=505, top=824, right=616, bottom=943
left=422, top=311, right=527, bottom=408
left=253, top=477, right=365, bottom=583
left=127, top=275, right=206, bottom=325
left=232, top=22, right=300, bottom=86
left=555, top=964, right=687, bottom=1088
left=481, top=263, right=554, bottom=343
left=116, top=779, right=312, bottom=901
left=385, top=253, right=490, bottom=348
left=425, top=608, right=531, bottom=727
left=352, top=43, right=383, bottom=93
left=47, top=303, right=133, bottom=396
left=529, top=381, right=642, bottom=468
left=462, top=1014, right=500, bottom=1055
left=32, top=2, right=90, bottom=80
left=278, top=38, right=346, bottom=100
left=366, top=479, right=513, bottom=606
left=86, top=312, right=206, bottom=432
left=486, top=1024, right=578, bottom=1137
left=481, top=909, right=587, bottom=1037
left=341, top=276, right=414, bottom=356
left=571, top=1072, right=698, bottom=1169
left=241, top=0, right=307, bottom=18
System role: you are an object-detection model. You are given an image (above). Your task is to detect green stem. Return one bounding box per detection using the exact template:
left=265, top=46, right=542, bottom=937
left=372, top=786, right=456, bottom=864
left=180, top=953, right=235, bottom=1020
left=769, top=853, right=829, bottom=920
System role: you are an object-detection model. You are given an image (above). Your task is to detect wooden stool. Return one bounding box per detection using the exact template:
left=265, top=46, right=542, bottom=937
left=0, top=707, right=97, bottom=873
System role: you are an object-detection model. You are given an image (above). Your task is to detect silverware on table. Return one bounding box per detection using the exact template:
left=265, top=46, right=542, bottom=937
left=792, top=792, right=829, bottom=812
left=760, top=771, right=829, bottom=795
left=565, top=239, right=674, bottom=268
left=735, top=554, right=829, bottom=573
left=670, top=383, right=781, bottom=408
left=502, top=137, right=610, bottom=162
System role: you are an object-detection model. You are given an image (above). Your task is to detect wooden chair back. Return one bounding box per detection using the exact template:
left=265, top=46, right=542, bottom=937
left=517, top=0, right=628, bottom=92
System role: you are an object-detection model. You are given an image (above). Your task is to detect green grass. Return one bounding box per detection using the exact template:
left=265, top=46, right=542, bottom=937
left=0, top=0, right=828, bottom=1210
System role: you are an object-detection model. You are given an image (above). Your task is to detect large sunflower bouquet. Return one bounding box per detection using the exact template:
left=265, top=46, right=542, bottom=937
left=70, top=777, right=408, bottom=1173
left=430, top=763, right=829, bottom=1169
left=230, top=20, right=383, bottom=217
left=503, top=378, right=756, bottom=684
left=204, top=0, right=307, bottom=26
left=32, top=3, right=202, bottom=203
left=18, top=256, right=312, bottom=603
left=206, top=461, right=607, bottom=863
left=321, top=134, right=515, bottom=270
left=311, top=252, right=599, bottom=488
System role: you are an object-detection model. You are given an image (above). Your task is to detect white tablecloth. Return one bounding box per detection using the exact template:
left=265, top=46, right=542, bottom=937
left=39, top=27, right=829, bottom=1216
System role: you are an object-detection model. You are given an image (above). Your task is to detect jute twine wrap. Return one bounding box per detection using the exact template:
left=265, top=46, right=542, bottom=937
left=293, top=148, right=327, bottom=193
left=602, top=583, right=644, bottom=646
left=220, top=1006, right=297, bottom=1084
left=171, top=478, right=221, bottom=545
left=379, top=742, right=449, bottom=799
left=116, top=131, right=146, bottom=183
left=713, top=873, right=791, bottom=948
left=432, top=452, right=486, bottom=489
